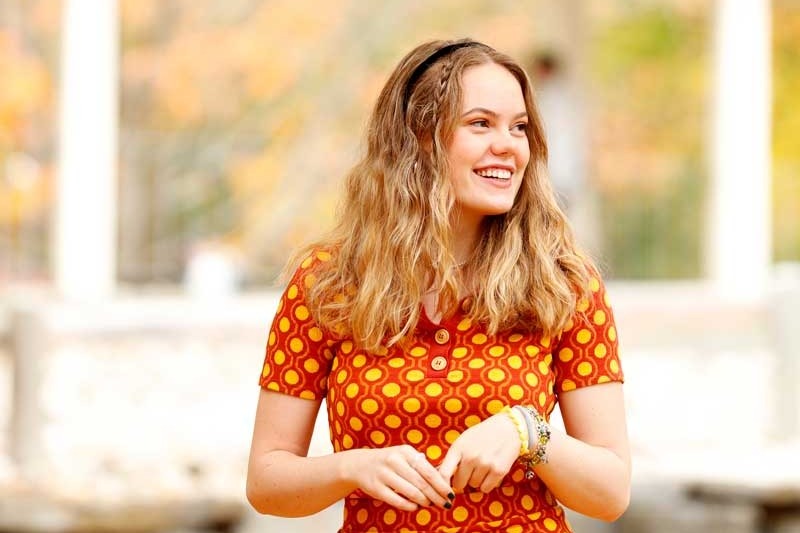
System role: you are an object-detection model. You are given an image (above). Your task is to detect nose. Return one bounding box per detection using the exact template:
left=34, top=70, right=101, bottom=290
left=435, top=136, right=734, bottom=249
left=490, top=129, right=513, bottom=155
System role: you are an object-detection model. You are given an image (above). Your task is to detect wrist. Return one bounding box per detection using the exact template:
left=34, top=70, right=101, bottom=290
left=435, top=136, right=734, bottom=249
left=336, top=448, right=364, bottom=489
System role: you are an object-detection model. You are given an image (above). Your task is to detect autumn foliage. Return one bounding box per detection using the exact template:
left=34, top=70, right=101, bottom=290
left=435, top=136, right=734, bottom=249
left=1, top=1, right=798, bottom=284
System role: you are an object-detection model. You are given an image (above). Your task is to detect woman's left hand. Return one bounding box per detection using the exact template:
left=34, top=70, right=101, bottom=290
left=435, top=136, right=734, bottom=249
left=437, top=412, right=520, bottom=494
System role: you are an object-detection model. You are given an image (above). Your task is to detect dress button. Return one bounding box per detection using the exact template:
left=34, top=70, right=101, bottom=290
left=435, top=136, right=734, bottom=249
left=434, top=328, right=450, bottom=344
left=430, top=356, right=448, bottom=371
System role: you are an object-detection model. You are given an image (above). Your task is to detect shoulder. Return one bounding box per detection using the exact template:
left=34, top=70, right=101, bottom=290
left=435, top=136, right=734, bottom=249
left=279, top=245, right=349, bottom=338
left=284, top=246, right=337, bottom=284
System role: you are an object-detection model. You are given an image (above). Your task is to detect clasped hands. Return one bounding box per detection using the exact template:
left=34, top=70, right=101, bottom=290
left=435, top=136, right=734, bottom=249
left=346, top=412, right=520, bottom=511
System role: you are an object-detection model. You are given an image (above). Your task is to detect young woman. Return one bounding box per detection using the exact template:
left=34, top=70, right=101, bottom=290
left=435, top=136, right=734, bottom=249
left=247, top=38, right=630, bottom=533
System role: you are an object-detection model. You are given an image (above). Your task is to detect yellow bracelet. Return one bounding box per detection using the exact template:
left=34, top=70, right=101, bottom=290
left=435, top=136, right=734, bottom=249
left=500, top=405, right=530, bottom=457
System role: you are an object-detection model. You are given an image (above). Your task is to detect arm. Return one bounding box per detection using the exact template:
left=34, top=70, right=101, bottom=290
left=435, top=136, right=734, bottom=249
left=246, top=389, right=453, bottom=517
left=534, top=382, right=631, bottom=521
left=437, top=383, right=630, bottom=522
left=246, top=389, right=348, bottom=516
left=535, top=272, right=630, bottom=520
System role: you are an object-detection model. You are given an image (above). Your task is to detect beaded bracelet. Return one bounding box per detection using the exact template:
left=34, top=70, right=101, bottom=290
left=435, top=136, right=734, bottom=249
left=500, top=406, right=530, bottom=457
left=514, top=405, right=551, bottom=480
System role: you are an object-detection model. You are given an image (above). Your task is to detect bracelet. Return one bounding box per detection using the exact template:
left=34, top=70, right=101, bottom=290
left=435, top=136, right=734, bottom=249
left=514, top=405, right=551, bottom=480
left=500, top=406, right=530, bottom=457
left=512, top=405, right=535, bottom=451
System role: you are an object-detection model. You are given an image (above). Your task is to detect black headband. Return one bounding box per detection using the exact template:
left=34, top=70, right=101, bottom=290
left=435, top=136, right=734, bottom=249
left=402, top=41, right=478, bottom=113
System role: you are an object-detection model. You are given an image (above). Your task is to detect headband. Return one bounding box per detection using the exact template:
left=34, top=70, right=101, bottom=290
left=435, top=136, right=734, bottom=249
left=402, top=41, right=479, bottom=113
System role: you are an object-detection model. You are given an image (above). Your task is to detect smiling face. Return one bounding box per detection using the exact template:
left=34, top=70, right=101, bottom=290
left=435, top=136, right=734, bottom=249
left=446, top=62, right=531, bottom=229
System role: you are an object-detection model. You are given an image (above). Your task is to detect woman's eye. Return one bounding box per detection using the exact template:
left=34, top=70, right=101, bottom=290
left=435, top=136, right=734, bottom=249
left=470, top=120, right=489, bottom=128
left=513, top=122, right=528, bottom=132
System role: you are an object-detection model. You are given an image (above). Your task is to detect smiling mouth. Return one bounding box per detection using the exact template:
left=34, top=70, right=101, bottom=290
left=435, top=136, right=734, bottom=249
left=474, top=168, right=512, bottom=180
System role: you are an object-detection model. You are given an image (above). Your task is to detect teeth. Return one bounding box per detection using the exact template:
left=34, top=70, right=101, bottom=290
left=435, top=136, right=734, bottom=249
left=475, top=168, right=512, bottom=180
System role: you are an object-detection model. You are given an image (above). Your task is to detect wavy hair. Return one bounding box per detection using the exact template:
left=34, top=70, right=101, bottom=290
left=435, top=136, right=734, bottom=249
left=289, top=38, right=595, bottom=353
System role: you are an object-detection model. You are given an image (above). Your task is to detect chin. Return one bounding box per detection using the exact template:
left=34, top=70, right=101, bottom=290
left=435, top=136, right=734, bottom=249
left=456, top=200, right=516, bottom=220
left=483, top=204, right=515, bottom=216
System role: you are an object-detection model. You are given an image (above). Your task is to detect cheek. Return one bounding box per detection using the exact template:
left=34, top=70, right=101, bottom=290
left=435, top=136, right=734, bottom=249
left=519, top=144, right=532, bottom=167
left=447, top=139, right=474, bottom=169
left=452, top=135, right=484, bottom=162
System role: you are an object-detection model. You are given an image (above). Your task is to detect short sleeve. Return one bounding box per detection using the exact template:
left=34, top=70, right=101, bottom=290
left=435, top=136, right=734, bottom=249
left=553, top=273, right=624, bottom=394
left=259, top=251, right=336, bottom=401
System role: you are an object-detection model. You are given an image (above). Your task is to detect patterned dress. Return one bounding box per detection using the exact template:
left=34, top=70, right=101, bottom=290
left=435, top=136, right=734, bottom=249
left=259, top=251, right=624, bottom=532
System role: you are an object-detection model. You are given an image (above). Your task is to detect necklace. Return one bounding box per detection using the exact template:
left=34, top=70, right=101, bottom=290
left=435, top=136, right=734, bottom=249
left=454, top=254, right=473, bottom=268
left=431, top=259, right=469, bottom=270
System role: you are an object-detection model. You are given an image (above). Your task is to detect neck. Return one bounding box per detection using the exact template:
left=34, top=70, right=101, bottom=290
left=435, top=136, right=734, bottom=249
left=451, top=211, right=483, bottom=266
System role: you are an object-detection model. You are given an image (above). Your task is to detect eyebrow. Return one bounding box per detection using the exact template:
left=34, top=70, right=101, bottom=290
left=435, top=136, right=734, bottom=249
left=462, top=107, right=528, bottom=120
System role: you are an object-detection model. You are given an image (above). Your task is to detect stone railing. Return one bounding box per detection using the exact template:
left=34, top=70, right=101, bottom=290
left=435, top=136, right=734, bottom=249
left=1, top=291, right=278, bottom=532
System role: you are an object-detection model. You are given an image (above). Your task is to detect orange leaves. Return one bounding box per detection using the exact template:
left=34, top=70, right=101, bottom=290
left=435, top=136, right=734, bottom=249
left=0, top=3, right=56, bottom=244
left=119, top=0, right=159, bottom=37
left=230, top=152, right=280, bottom=206
left=0, top=31, right=52, bottom=142
left=119, top=0, right=348, bottom=126
left=0, top=156, right=52, bottom=225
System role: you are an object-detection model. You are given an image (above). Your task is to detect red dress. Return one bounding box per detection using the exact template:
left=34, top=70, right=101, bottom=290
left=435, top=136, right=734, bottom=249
left=259, top=251, right=624, bottom=532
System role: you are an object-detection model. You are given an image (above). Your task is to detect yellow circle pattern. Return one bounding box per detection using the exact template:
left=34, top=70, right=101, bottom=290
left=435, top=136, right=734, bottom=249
left=467, top=384, right=485, bottom=398
left=384, top=415, right=401, bottom=429
left=361, top=399, right=378, bottom=415
left=382, top=383, right=400, bottom=397
left=407, top=429, right=423, bottom=444
left=425, top=383, right=443, bottom=397
left=424, top=414, right=442, bottom=428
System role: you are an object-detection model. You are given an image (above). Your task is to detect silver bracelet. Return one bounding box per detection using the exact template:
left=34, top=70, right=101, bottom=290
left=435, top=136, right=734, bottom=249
left=512, top=405, right=535, bottom=451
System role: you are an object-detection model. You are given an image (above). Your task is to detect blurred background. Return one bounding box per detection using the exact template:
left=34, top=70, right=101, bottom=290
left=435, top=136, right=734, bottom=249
left=1, top=0, right=798, bottom=532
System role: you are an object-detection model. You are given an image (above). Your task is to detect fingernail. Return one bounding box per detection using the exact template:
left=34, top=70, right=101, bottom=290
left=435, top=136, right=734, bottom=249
left=444, top=501, right=452, bottom=509
left=447, top=492, right=455, bottom=501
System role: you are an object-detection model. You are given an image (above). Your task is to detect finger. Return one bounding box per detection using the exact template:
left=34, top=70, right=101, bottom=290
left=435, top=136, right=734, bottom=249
left=385, top=471, right=432, bottom=509
left=373, top=483, right=419, bottom=512
left=410, top=454, right=453, bottom=506
left=410, top=451, right=426, bottom=468
left=400, top=452, right=437, bottom=506
left=451, top=460, right=473, bottom=493
left=467, top=464, right=490, bottom=490
left=405, top=452, right=453, bottom=507
left=437, top=447, right=461, bottom=486
left=396, top=454, right=438, bottom=508
left=479, top=471, right=504, bottom=494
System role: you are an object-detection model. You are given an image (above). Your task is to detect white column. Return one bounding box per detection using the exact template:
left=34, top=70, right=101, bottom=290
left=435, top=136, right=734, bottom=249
left=54, top=0, right=119, bottom=300
left=707, top=0, right=771, bottom=302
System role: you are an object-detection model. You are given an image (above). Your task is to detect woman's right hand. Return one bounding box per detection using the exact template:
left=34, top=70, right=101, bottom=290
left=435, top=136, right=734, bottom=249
left=341, top=445, right=454, bottom=511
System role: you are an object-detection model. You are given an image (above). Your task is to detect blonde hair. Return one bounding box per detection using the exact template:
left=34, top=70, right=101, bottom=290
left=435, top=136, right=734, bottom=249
left=290, top=39, right=594, bottom=353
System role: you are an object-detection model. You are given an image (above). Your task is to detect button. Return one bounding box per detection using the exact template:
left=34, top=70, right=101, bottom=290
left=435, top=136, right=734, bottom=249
left=434, top=328, right=450, bottom=344
left=430, top=356, right=448, bottom=371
